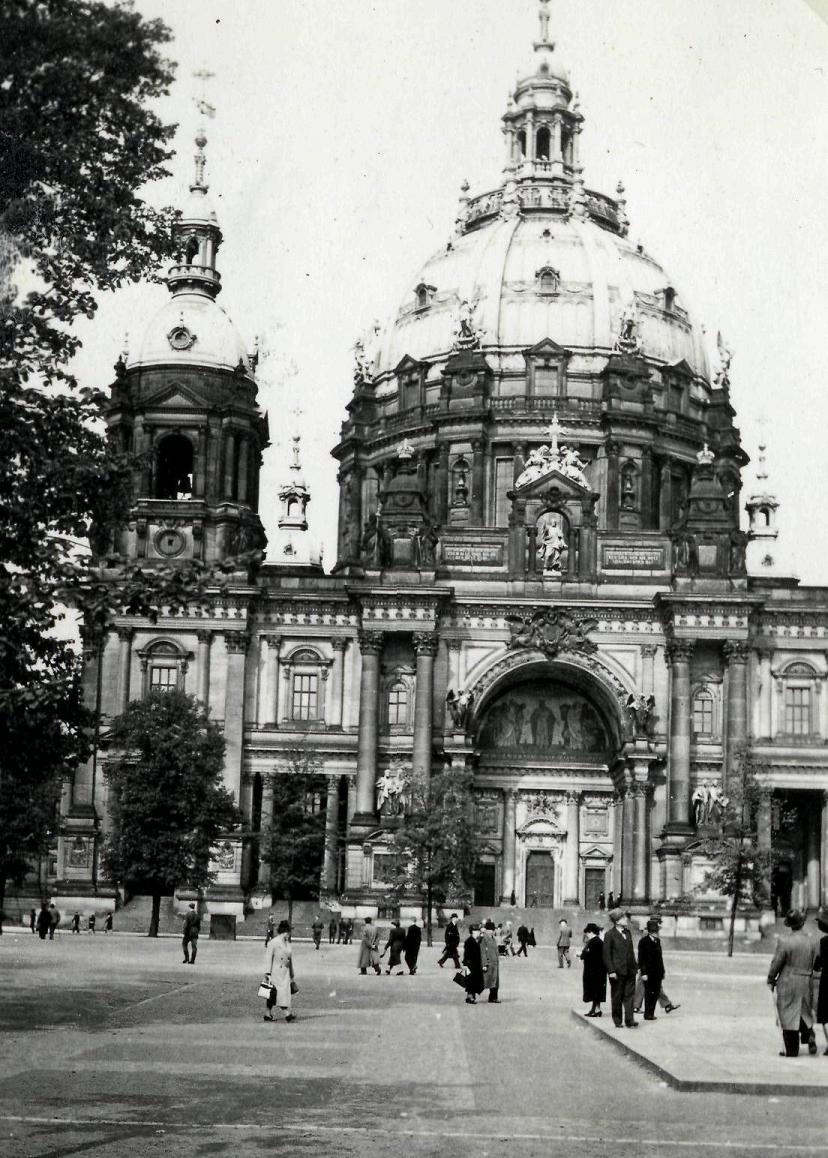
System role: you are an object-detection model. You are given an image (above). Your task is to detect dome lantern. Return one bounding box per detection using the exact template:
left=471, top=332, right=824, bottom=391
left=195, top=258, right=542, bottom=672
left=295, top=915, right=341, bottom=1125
left=166, top=109, right=223, bottom=300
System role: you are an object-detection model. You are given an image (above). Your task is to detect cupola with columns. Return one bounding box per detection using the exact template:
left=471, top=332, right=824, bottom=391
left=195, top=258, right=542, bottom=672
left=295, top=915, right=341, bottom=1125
left=103, top=118, right=269, bottom=571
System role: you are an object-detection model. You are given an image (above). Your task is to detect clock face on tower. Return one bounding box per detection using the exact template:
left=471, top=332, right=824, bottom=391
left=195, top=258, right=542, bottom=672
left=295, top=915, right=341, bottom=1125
left=154, top=528, right=186, bottom=557
left=166, top=325, right=197, bottom=351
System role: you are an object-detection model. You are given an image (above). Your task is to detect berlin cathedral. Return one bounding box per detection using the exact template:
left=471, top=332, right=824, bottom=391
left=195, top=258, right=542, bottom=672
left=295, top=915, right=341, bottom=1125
left=54, top=2, right=828, bottom=935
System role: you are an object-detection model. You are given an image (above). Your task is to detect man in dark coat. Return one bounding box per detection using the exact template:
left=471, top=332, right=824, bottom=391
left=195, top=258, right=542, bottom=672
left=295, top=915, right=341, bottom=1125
left=182, top=902, right=200, bottom=964
left=437, top=913, right=462, bottom=969
left=462, top=924, right=484, bottom=1004
left=311, top=915, right=324, bottom=950
left=515, top=924, right=530, bottom=958
left=603, top=908, right=638, bottom=1028
left=381, top=920, right=407, bottom=974
left=637, top=918, right=666, bottom=1020
left=404, top=919, right=422, bottom=975
left=36, top=902, right=50, bottom=940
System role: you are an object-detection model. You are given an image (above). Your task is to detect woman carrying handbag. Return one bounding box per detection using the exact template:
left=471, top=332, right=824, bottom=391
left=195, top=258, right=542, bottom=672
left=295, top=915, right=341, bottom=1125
left=262, top=920, right=297, bottom=1023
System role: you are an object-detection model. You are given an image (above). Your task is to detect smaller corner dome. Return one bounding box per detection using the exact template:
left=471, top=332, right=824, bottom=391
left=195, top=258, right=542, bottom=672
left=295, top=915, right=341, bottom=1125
left=129, top=291, right=250, bottom=372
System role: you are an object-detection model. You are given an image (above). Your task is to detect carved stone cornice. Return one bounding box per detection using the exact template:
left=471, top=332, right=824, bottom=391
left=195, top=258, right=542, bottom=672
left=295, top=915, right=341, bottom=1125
left=358, top=630, right=384, bottom=655
left=196, top=629, right=213, bottom=645
left=413, top=633, right=439, bottom=657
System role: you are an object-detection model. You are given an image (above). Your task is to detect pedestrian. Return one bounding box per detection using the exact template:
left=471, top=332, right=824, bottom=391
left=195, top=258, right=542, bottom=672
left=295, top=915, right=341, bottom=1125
left=767, top=909, right=819, bottom=1057
left=47, top=903, right=60, bottom=940
left=264, top=913, right=276, bottom=945
left=404, top=918, right=422, bottom=975
left=381, top=919, right=407, bottom=975
left=29, top=908, right=36, bottom=934
left=182, top=902, right=200, bottom=965
left=603, top=908, right=638, bottom=1029
left=580, top=923, right=607, bottom=1016
left=556, top=918, right=572, bottom=968
left=515, top=923, right=530, bottom=958
left=311, top=914, right=324, bottom=950
left=343, top=917, right=354, bottom=945
left=637, top=918, right=666, bottom=1020
left=328, top=915, right=338, bottom=944
left=263, top=919, right=296, bottom=1023
left=597, top=892, right=606, bottom=912
left=815, top=907, right=828, bottom=1055
left=104, top=912, right=113, bottom=934
left=504, top=919, right=515, bottom=956
left=607, top=891, right=616, bottom=910
left=480, top=919, right=501, bottom=1003
left=71, top=912, right=81, bottom=934
left=633, top=921, right=680, bottom=1015
left=462, top=924, right=484, bottom=1005
left=88, top=913, right=96, bottom=934
left=36, top=902, right=50, bottom=940
left=437, top=913, right=462, bottom=969
left=357, top=917, right=381, bottom=975
left=528, top=927, right=536, bottom=949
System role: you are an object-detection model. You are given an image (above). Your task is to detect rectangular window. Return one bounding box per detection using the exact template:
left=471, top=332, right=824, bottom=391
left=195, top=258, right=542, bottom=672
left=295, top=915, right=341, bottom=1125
left=692, top=696, right=714, bottom=737
left=534, top=365, right=559, bottom=395
left=785, top=686, right=811, bottom=735
left=387, top=684, right=407, bottom=726
left=291, top=673, right=318, bottom=720
left=150, top=665, right=177, bottom=692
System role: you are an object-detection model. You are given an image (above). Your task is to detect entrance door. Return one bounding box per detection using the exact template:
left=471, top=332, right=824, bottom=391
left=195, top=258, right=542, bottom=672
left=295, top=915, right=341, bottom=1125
left=473, top=862, right=496, bottom=907
left=584, top=867, right=605, bottom=910
left=525, top=852, right=555, bottom=907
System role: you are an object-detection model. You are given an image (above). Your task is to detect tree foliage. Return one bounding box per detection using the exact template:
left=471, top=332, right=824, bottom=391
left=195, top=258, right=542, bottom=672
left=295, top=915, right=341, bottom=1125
left=385, top=766, right=480, bottom=945
left=696, top=753, right=774, bottom=956
left=102, top=691, right=239, bottom=935
left=259, top=751, right=328, bottom=925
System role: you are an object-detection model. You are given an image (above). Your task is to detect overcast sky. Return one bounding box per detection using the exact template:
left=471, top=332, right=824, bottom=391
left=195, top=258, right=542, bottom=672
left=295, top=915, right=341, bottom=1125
left=72, top=0, right=828, bottom=583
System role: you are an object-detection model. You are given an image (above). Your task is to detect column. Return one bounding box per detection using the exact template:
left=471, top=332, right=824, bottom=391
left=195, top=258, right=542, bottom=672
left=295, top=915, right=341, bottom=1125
left=508, top=498, right=527, bottom=575
left=470, top=439, right=484, bottom=524
left=757, top=790, right=772, bottom=907
left=223, top=632, right=249, bottom=801
left=658, top=457, right=673, bottom=531
left=513, top=442, right=527, bottom=483
left=552, top=115, right=562, bottom=162
left=665, top=641, right=694, bottom=830
left=605, top=440, right=620, bottom=530
left=525, top=111, right=535, bottom=161
left=807, top=802, right=821, bottom=909
left=412, top=633, right=437, bottom=781
left=724, top=641, right=749, bottom=788
left=116, top=627, right=133, bottom=713
left=501, top=788, right=517, bottom=904
left=436, top=444, right=450, bottom=523
left=329, top=639, right=347, bottom=727
left=641, top=644, right=657, bottom=698
left=194, top=425, right=207, bottom=498
left=755, top=649, right=772, bottom=738
left=236, top=435, right=249, bottom=503
left=621, top=784, right=635, bottom=901
left=196, top=630, right=212, bottom=710
left=632, top=783, right=651, bottom=903
left=350, top=467, right=364, bottom=559
left=563, top=791, right=581, bottom=905
left=223, top=426, right=236, bottom=499
left=640, top=447, right=653, bottom=529
left=254, top=635, right=270, bottom=726
left=323, top=775, right=340, bottom=893
left=354, top=631, right=382, bottom=823
left=821, top=791, right=828, bottom=906
left=609, top=792, right=622, bottom=896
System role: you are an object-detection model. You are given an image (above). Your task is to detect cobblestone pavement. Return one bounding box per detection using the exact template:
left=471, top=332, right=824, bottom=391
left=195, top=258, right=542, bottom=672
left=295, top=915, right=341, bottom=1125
left=1, top=931, right=827, bottom=1157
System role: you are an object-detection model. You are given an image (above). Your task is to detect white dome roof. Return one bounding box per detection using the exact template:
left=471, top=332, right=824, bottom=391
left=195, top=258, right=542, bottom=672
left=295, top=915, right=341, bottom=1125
left=373, top=213, right=709, bottom=383
left=129, top=291, right=249, bottom=372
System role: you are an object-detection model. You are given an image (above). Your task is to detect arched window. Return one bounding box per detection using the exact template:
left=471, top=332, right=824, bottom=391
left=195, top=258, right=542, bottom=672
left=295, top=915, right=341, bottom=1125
left=620, top=462, right=638, bottom=510
left=778, top=662, right=818, bottom=737
left=692, top=689, right=715, bottom=737
left=184, top=234, right=199, bottom=264
left=284, top=647, right=331, bottom=725
left=517, top=129, right=527, bottom=158
left=387, top=681, right=408, bottom=726
left=536, top=266, right=560, bottom=295
left=451, top=457, right=470, bottom=508
left=140, top=640, right=189, bottom=697
left=536, top=125, right=551, bottom=161
left=155, top=433, right=194, bottom=500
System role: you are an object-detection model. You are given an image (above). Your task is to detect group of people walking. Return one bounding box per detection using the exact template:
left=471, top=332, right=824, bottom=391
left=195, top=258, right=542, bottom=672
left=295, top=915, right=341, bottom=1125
left=357, top=916, right=423, bottom=975
left=580, top=909, right=679, bottom=1027
left=767, top=908, right=828, bottom=1058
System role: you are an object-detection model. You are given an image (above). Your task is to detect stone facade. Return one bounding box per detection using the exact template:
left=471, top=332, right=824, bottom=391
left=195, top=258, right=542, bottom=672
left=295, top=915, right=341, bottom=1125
left=54, top=5, right=828, bottom=929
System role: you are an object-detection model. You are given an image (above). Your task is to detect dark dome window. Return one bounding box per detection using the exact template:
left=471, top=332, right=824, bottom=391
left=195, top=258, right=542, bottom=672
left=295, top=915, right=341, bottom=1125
left=155, top=433, right=194, bottom=500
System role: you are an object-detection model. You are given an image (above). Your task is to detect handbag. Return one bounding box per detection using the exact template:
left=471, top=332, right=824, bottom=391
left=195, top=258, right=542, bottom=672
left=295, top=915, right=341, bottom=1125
left=452, top=971, right=467, bottom=988
left=290, top=979, right=298, bottom=995
left=257, top=981, right=273, bottom=999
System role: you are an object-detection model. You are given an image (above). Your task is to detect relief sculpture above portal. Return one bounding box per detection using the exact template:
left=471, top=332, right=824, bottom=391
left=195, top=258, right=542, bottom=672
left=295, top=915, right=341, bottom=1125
left=478, top=682, right=608, bottom=757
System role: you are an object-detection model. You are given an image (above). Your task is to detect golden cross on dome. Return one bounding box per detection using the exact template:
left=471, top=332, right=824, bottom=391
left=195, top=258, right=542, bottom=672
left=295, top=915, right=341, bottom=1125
left=538, top=0, right=551, bottom=44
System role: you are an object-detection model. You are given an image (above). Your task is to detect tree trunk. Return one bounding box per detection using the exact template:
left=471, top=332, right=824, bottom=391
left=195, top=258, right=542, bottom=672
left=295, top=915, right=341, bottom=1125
left=148, top=891, right=161, bottom=938
left=426, top=882, right=433, bottom=948
left=287, top=894, right=294, bottom=931
left=728, top=858, right=743, bottom=958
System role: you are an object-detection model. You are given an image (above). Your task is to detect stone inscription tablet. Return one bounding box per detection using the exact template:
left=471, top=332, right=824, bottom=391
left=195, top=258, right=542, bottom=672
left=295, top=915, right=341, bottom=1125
left=443, top=542, right=504, bottom=567
left=602, top=545, right=665, bottom=570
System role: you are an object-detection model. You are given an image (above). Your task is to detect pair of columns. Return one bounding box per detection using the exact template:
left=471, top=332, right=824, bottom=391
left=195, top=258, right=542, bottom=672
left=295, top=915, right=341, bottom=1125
left=353, top=630, right=438, bottom=824
left=499, top=790, right=583, bottom=906
left=665, top=639, right=749, bottom=831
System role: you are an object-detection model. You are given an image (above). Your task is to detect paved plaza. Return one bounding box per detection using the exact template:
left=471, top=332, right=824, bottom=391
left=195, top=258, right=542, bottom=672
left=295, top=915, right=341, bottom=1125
left=1, top=931, right=827, bottom=1158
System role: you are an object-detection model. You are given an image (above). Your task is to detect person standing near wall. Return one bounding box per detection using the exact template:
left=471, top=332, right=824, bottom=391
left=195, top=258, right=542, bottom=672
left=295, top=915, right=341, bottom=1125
left=603, top=909, right=638, bottom=1029
left=767, top=909, right=819, bottom=1057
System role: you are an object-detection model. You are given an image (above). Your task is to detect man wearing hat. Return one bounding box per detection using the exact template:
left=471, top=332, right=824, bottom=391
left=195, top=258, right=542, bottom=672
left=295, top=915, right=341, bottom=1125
left=462, top=923, right=484, bottom=1004
left=637, top=918, right=666, bottom=1020
left=437, top=913, right=462, bottom=970
left=634, top=917, right=680, bottom=1016
left=767, top=909, right=819, bottom=1057
left=602, top=908, right=638, bottom=1027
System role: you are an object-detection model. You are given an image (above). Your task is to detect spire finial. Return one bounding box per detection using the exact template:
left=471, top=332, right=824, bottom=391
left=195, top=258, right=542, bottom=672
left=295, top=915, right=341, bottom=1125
left=192, top=68, right=216, bottom=192
left=291, top=433, right=302, bottom=472
left=756, top=442, right=768, bottom=482
left=538, top=0, right=552, bottom=45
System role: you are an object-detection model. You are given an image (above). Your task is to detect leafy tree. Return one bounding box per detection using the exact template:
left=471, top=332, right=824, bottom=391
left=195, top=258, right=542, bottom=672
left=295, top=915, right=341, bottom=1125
left=259, top=751, right=328, bottom=928
left=385, top=766, right=480, bottom=947
left=695, top=753, right=776, bottom=956
left=102, top=690, right=239, bottom=936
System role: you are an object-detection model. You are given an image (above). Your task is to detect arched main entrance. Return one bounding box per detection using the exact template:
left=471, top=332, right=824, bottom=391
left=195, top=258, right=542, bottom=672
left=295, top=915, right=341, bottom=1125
left=466, top=655, right=626, bottom=908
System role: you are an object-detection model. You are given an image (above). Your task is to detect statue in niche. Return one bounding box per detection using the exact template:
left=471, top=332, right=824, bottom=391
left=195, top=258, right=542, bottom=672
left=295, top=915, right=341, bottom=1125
left=536, top=512, right=566, bottom=573
left=446, top=688, right=474, bottom=728
left=413, top=521, right=440, bottom=567
left=620, top=465, right=637, bottom=510
left=360, top=513, right=378, bottom=564
left=672, top=532, right=698, bottom=575
left=376, top=762, right=410, bottom=817
left=625, top=694, right=656, bottom=737
left=729, top=530, right=748, bottom=575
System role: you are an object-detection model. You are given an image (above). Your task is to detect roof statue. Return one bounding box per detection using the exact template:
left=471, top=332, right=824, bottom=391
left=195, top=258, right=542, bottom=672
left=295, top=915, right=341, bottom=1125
left=396, top=437, right=415, bottom=461
left=613, top=295, right=642, bottom=355
left=715, top=331, right=733, bottom=388
left=453, top=297, right=483, bottom=351
left=514, top=412, right=589, bottom=489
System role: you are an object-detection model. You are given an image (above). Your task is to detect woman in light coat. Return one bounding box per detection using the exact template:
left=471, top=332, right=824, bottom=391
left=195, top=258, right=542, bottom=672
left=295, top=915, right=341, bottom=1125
left=767, top=910, right=818, bottom=1056
left=263, top=920, right=295, bottom=1022
left=357, top=917, right=381, bottom=975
